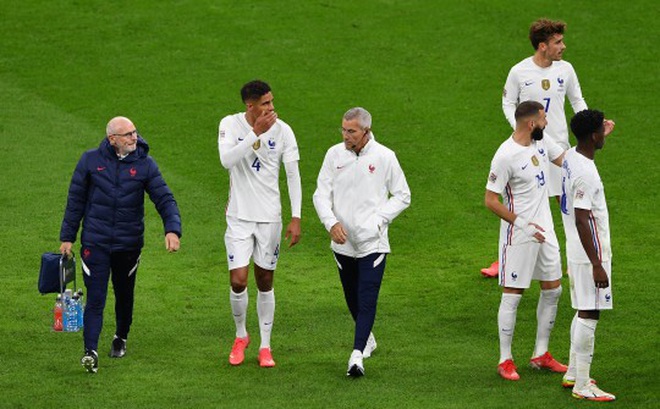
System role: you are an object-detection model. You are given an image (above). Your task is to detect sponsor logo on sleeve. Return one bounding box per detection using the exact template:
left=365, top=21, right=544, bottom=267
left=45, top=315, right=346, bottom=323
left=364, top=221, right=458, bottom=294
left=576, top=189, right=584, bottom=199
left=489, top=172, right=498, bottom=183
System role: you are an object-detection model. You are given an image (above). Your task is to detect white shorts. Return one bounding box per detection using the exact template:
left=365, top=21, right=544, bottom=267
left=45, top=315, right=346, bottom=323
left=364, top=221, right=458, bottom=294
left=568, top=260, right=613, bottom=310
left=499, top=234, right=562, bottom=289
left=546, top=163, right=562, bottom=197
left=224, top=216, right=282, bottom=271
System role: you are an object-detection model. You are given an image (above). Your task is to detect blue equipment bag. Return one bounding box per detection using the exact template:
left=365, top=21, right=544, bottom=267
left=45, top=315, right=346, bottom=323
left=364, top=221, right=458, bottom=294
left=39, top=252, right=76, bottom=294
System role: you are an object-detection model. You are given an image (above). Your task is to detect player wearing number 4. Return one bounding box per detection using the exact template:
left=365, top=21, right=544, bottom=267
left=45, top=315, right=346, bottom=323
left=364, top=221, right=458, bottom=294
left=485, top=101, right=568, bottom=381
left=482, top=19, right=587, bottom=278
left=217, top=80, right=302, bottom=368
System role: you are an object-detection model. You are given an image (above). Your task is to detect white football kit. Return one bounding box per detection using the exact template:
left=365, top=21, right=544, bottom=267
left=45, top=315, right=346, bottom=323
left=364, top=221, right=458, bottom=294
left=560, top=148, right=613, bottom=310
left=313, top=136, right=411, bottom=258
left=486, top=135, right=564, bottom=288
left=218, top=113, right=301, bottom=269
left=503, top=57, right=587, bottom=196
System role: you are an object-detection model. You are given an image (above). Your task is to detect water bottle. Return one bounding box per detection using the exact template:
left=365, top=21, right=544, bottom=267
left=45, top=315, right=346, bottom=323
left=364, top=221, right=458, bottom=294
left=53, top=295, right=63, bottom=332
left=67, top=294, right=79, bottom=332
left=76, top=289, right=84, bottom=328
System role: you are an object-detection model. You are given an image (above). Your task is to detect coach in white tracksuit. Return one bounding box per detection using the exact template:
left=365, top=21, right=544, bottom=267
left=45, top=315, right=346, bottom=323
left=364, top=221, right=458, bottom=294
left=313, top=107, right=411, bottom=377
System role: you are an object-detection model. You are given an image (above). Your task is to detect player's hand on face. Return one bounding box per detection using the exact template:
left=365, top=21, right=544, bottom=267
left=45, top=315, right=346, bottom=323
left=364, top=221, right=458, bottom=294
left=330, top=222, right=347, bottom=244
left=603, top=119, right=615, bottom=136
left=592, top=264, right=609, bottom=288
left=165, top=232, right=180, bottom=253
left=253, top=110, right=278, bottom=136
left=285, top=218, right=301, bottom=247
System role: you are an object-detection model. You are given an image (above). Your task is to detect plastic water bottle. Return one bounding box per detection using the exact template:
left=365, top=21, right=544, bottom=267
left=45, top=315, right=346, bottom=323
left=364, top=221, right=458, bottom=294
left=76, top=289, right=84, bottom=328
left=53, top=295, right=63, bottom=332
left=67, top=294, right=79, bottom=332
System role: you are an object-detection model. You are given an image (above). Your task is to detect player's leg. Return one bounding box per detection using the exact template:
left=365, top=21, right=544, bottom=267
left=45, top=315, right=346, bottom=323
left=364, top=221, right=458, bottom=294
left=529, top=234, right=566, bottom=372
left=354, top=253, right=386, bottom=354
left=252, top=221, right=281, bottom=367
left=569, top=262, right=614, bottom=401
left=80, top=246, right=111, bottom=373
left=497, top=242, right=535, bottom=380
left=225, top=216, right=255, bottom=365
left=109, top=250, right=140, bottom=358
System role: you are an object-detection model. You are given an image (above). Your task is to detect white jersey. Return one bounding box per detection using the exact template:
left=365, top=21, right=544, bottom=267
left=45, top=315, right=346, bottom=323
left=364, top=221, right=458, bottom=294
left=560, top=147, right=611, bottom=263
left=313, top=136, right=411, bottom=258
left=218, top=113, right=299, bottom=222
left=486, top=135, right=564, bottom=246
left=503, top=57, right=587, bottom=150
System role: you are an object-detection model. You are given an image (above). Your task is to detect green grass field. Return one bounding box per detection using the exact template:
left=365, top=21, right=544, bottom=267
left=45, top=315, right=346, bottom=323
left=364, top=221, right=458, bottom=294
left=1, top=1, right=658, bottom=407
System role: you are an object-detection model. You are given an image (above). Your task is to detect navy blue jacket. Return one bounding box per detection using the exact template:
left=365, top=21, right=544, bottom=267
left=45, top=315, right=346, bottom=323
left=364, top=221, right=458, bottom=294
left=60, top=136, right=182, bottom=251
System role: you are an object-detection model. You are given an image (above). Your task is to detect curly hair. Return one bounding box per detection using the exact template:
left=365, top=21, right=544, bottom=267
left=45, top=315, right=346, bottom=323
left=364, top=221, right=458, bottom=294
left=570, top=109, right=605, bottom=141
left=241, top=80, right=271, bottom=103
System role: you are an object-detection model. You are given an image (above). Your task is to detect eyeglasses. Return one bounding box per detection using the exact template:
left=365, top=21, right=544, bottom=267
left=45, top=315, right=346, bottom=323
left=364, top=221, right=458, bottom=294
left=112, top=129, right=138, bottom=138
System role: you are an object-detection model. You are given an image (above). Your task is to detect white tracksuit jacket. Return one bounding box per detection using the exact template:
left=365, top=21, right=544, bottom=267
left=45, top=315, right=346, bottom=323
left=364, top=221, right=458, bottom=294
left=313, top=136, right=411, bottom=258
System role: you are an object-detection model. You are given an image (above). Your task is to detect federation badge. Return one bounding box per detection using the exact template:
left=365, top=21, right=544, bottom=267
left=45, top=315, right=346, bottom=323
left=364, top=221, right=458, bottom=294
left=542, top=79, right=551, bottom=90
left=531, top=156, right=539, bottom=166
left=252, top=140, right=261, bottom=150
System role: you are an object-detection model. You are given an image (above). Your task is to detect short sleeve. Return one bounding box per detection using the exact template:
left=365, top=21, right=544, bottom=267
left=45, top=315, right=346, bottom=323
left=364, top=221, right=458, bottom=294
left=572, top=176, right=594, bottom=211
left=486, top=152, right=510, bottom=195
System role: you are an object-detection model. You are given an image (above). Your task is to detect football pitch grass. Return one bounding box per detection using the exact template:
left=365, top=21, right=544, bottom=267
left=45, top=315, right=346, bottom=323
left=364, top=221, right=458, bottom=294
left=1, top=1, right=658, bottom=408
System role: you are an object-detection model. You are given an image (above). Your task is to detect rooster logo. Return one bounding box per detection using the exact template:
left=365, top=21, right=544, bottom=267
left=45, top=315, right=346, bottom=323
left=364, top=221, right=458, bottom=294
left=368, top=164, right=375, bottom=174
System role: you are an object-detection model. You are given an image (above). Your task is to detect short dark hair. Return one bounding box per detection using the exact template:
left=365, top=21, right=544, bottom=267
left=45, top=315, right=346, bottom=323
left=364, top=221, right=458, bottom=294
left=529, top=19, right=566, bottom=50
left=514, top=100, right=544, bottom=122
left=240, top=80, right=271, bottom=103
left=570, top=109, right=605, bottom=141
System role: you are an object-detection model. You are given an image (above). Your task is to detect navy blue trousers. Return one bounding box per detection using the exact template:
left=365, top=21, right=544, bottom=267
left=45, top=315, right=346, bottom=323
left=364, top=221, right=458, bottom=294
left=334, top=252, right=386, bottom=352
left=80, top=246, right=140, bottom=352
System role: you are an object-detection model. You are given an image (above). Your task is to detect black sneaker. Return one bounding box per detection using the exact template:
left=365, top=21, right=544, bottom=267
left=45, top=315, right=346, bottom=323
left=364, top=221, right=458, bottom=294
left=81, top=350, right=98, bottom=373
left=109, top=336, right=126, bottom=358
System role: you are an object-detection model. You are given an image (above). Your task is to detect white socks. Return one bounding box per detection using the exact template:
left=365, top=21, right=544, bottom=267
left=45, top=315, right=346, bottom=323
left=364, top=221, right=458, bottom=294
left=566, top=313, right=579, bottom=377
left=498, top=293, right=522, bottom=363
left=230, top=288, right=248, bottom=338
left=573, top=317, right=598, bottom=390
left=257, top=289, right=275, bottom=349
left=533, top=286, right=562, bottom=357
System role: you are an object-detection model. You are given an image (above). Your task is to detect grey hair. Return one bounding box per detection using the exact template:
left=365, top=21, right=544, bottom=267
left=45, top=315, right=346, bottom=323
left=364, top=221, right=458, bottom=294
left=106, top=116, right=132, bottom=136
left=343, top=107, right=372, bottom=129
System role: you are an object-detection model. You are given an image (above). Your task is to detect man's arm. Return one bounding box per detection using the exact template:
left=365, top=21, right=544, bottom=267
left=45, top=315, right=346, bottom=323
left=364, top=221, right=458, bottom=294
left=283, top=160, right=302, bottom=247
left=145, top=157, right=182, bottom=241
left=218, top=111, right=277, bottom=169
left=574, top=208, right=609, bottom=288
left=312, top=150, right=338, bottom=232
left=502, top=69, right=519, bottom=129
left=60, top=153, right=90, bottom=255
left=567, top=65, right=588, bottom=114
left=484, top=189, right=546, bottom=242
left=378, top=153, right=411, bottom=225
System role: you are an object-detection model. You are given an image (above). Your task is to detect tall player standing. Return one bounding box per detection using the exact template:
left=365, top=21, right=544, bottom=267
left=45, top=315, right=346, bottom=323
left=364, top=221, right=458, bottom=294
left=482, top=18, right=587, bottom=278
left=485, top=101, right=568, bottom=381
left=218, top=80, right=302, bottom=367
left=560, top=109, right=616, bottom=401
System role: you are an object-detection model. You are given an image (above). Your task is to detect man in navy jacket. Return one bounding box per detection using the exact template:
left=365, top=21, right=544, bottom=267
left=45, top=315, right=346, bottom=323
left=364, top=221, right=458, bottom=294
left=60, top=116, right=181, bottom=373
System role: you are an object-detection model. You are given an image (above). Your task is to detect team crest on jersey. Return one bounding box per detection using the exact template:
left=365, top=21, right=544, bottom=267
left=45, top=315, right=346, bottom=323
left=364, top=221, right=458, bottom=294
left=252, top=140, right=261, bottom=150
left=542, top=79, right=551, bottom=90
left=557, top=77, right=565, bottom=87
left=489, top=172, right=497, bottom=183
left=368, top=164, right=376, bottom=173
left=531, top=156, right=539, bottom=166
left=268, top=139, right=276, bottom=149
